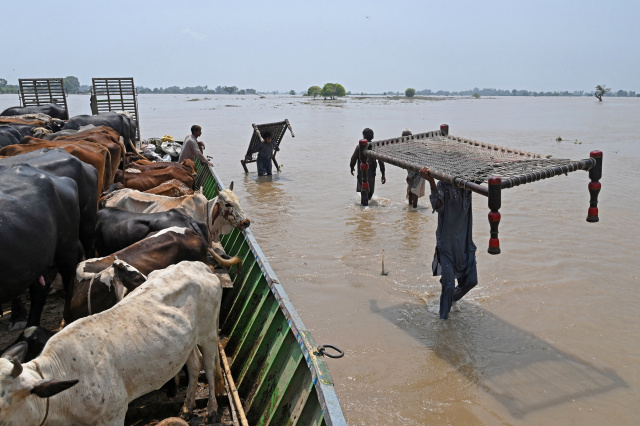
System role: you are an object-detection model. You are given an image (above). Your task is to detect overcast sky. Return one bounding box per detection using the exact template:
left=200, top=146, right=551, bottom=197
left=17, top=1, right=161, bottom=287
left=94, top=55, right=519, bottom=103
left=2, top=0, right=638, bottom=93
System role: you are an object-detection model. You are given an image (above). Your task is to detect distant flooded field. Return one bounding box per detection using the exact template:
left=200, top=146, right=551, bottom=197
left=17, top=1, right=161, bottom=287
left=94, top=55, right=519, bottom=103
left=2, top=93, right=639, bottom=425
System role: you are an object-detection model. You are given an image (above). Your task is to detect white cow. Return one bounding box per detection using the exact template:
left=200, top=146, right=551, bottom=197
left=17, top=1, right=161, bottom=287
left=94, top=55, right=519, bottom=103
left=0, top=260, right=223, bottom=425
left=101, top=183, right=249, bottom=243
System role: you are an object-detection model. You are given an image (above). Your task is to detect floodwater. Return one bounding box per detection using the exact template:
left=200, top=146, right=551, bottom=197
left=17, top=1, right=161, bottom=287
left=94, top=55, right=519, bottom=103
left=2, top=93, right=639, bottom=425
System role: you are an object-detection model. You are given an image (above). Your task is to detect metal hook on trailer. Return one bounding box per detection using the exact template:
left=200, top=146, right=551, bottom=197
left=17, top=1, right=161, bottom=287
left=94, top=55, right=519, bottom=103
left=316, top=345, right=345, bottom=359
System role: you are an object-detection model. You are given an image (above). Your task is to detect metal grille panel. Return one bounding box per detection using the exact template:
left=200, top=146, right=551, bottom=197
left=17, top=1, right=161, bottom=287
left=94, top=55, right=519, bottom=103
left=18, top=78, right=68, bottom=114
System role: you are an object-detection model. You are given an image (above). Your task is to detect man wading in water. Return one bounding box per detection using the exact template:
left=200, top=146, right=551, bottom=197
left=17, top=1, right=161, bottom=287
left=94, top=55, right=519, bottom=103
left=419, top=166, right=478, bottom=319
left=350, top=128, right=386, bottom=200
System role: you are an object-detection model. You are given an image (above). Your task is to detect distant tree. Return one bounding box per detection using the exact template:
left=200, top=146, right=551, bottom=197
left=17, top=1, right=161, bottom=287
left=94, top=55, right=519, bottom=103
left=223, top=86, right=238, bottom=94
left=63, top=76, right=80, bottom=94
left=335, top=84, right=346, bottom=97
left=321, top=83, right=336, bottom=99
left=405, top=88, right=416, bottom=98
left=0, top=78, right=6, bottom=88
left=307, top=85, right=322, bottom=98
left=289, top=90, right=296, bottom=95
left=472, top=92, right=481, bottom=99
left=246, top=89, right=257, bottom=94
left=595, top=84, right=610, bottom=101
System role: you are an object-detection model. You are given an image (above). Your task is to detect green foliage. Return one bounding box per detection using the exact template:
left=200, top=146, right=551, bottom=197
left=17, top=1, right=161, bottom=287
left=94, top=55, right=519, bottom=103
left=223, top=86, right=238, bottom=94
left=594, top=84, right=611, bottom=101
left=289, top=90, right=296, bottom=95
left=63, top=76, right=80, bottom=94
left=320, top=83, right=346, bottom=99
left=472, top=92, right=481, bottom=99
left=0, top=78, right=6, bottom=88
left=245, top=89, right=257, bottom=94
left=405, top=88, right=416, bottom=98
left=307, top=86, right=322, bottom=98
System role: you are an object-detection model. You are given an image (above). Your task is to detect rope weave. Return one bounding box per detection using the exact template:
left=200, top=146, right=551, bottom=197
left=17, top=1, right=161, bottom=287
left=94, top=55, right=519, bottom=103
left=367, top=132, right=594, bottom=187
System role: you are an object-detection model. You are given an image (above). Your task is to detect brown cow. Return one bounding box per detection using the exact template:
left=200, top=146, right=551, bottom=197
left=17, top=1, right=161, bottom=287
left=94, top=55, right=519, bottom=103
left=144, top=178, right=195, bottom=197
left=64, top=227, right=237, bottom=323
left=24, top=126, right=125, bottom=178
left=115, top=166, right=195, bottom=192
left=0, top=141, right=112, bottom=194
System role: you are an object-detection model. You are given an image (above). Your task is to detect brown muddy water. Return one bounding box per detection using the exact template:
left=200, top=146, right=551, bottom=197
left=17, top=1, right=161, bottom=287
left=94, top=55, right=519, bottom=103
left=1, top=94, right=638, bottom=425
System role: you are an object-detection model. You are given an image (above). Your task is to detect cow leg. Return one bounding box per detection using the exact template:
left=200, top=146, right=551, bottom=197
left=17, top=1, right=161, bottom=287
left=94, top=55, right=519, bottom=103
left=180, top=347, right=202, bottom=419
left=8, top=298, right=28, bottom=331
left=200, top=341, right=220, bottom=423
left=26, top=278, right=51, bottom=328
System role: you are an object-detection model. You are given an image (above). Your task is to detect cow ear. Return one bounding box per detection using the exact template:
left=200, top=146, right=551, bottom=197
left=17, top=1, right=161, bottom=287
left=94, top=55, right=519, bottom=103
left=31, top=379, right=79, bottom=398
left=228, top=181, right=234, bottom=191
left=2, top=341, right=28, bottom=362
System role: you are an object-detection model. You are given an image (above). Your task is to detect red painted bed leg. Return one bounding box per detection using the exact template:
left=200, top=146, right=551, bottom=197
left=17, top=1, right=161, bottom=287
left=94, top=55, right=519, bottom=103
left=488, top=176, right=502, bottom=255
left=440, top=124, right=449, bottom=136
left=587, top=150, right=602, bottom=223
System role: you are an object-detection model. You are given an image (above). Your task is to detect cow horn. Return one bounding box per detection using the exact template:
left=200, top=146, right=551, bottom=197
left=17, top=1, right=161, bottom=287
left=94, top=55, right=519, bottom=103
left=11, top=357, right=23, bottom=378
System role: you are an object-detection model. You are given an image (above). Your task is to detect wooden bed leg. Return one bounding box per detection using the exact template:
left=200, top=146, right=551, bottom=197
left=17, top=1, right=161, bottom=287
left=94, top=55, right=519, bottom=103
left=587, top=150, right=603, bottom=223
left=240, top=159, right=249, bottom=174
left=440, top=124, right=449, bottom=136
left=488, top=176, right=502, bottom=255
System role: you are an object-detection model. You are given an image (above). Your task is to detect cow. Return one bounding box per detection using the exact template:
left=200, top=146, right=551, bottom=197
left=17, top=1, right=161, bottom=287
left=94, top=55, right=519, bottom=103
left=41, top=124, right=96, bottom=140
left=62, top=111, right=137, bottom=153
left=0, top=124, right=22, bottom=148
left=0, top=164, right=79, bottom=330
left=144, top=178, right=195, bottom=197
left=95, top=208, right=207, bottom=256
left=24, top=125, right=125, bottom=178
left=126, top=158, right=197, bottom=176
left=0, top=103, right=69, bottom=120
left=0, top=326, right=55, bottom=362
left=101, top=183, right=250, bottom=243
left=115, top=166, right=195, bottom=192
left=65, top=226, right=238, bottom=323
left=0, top=148, right=99, bottom=257
left=0, top=137, right=113, bottom=193
left=0, top=260, right=224, bottom=424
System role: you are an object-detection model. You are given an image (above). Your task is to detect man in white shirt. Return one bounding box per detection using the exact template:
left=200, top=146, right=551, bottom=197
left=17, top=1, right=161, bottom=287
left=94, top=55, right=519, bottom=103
left=179, top=124, right=210, bottom=165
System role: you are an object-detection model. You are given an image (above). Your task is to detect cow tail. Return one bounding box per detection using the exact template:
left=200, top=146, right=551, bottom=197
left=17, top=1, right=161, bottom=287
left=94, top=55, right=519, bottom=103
left=207, top=247, right=242, bottom=268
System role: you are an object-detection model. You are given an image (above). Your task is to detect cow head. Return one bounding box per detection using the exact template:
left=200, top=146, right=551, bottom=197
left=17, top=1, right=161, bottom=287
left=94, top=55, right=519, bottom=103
left=208, top=186, right=250, bottom=243
left=0, top=343, right=78, bottom=423
left=112, top=259, right=147, bottom=292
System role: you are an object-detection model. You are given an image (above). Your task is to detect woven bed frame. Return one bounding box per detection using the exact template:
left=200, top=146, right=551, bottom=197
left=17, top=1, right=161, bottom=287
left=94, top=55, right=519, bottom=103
left=241, top=119, right=295, bottom=173
left=359, top=125, right=603, bottom=254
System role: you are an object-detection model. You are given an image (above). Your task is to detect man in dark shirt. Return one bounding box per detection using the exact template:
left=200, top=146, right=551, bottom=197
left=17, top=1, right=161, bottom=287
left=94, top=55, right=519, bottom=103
left=350, top=128, right=386, bottom=200
left=246, top=130, right=277, bottom=176
left=419, top=166, right=478, bottom=319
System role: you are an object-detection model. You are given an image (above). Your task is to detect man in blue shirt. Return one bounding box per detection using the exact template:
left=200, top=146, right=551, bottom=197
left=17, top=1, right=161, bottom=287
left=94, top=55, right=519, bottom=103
left=419, top=166, right=478, bottom=319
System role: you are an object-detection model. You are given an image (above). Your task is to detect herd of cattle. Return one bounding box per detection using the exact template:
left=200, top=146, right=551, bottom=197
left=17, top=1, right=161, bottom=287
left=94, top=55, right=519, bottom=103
left=0, top=103, right=251, bottom=423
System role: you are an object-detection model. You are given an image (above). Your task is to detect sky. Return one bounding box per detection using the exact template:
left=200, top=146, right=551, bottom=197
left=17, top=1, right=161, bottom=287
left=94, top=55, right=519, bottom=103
left=1, top=0, right=638, bottom=93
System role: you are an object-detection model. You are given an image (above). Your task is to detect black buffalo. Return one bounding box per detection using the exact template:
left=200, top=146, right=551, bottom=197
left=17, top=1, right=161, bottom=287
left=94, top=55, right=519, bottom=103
left=0, top=326, right=55, bottom=362
left=0, top=103, right=69, bottom=120
left=95, top=208, right=207, bottom=257
left=0, top=164, right=80, bottom=330
left=0, top=125, right=22, bottom=148
left=0, top=148, right=99, bottom=257
left=62, top=112, right=137, bottom=153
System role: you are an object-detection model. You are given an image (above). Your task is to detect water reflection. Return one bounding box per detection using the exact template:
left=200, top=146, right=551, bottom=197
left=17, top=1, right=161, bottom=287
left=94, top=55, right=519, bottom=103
left=241, top=174, right=294, bottom=236
left=370, top=299, right=626, bottom=418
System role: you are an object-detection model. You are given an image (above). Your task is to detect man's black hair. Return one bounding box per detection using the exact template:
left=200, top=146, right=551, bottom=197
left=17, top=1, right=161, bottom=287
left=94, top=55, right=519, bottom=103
left=362, top=128, right=374, bottom=141
left=191, top=125, right=201, bottom=134
left=262, top=130, right=272, bottom=139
